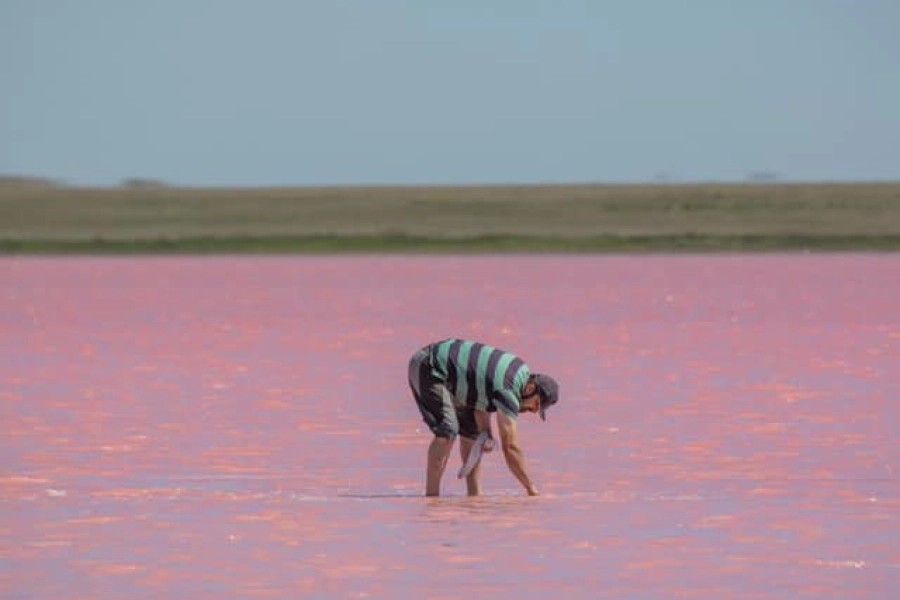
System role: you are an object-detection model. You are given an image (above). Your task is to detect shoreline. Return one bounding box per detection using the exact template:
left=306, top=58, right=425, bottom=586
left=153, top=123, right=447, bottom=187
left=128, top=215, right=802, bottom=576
left=4, top=233, right=900, bottom=255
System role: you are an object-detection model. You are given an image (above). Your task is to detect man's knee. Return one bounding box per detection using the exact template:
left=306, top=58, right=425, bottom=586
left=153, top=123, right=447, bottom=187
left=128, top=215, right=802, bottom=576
left=432, top=422, right=458, bottom=440
left=430, top=435, right=454, bottom=447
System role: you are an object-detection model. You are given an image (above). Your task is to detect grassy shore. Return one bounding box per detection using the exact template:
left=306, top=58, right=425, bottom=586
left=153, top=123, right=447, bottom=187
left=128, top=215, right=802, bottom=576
left=2, top=181, right=899, bottom=253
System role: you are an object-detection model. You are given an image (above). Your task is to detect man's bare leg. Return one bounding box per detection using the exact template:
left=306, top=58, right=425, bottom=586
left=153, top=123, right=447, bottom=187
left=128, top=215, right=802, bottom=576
left=426, top=436, right=454, bottom=496
left=459, top=436, right=483, bottom=496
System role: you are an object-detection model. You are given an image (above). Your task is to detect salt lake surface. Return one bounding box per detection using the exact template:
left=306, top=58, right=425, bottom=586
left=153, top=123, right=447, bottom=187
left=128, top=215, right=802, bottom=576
left=2, top=254, right=898, bottom=599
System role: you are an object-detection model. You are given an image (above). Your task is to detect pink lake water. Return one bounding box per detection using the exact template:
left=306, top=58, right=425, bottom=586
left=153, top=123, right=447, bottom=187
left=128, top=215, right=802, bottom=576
left=1, top=254, right=898, bottom=599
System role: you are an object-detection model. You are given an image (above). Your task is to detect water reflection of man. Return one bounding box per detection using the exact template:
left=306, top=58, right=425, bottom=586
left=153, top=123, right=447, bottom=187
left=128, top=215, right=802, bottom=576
left=407, top=338, right=560, bottom=497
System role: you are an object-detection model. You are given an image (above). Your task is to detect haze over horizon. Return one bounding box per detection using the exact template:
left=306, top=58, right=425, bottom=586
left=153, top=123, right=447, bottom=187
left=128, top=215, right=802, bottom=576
left=3, top=1, right=899, bottom=187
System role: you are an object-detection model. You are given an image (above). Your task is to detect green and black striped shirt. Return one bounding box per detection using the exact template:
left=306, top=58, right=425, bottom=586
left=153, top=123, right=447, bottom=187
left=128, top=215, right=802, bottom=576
left=427, top=338, right=530, bottom=418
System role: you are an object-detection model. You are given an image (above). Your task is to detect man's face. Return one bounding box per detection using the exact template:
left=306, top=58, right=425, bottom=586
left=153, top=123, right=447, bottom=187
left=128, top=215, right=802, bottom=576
left=520, top=390, right=541, bottom=414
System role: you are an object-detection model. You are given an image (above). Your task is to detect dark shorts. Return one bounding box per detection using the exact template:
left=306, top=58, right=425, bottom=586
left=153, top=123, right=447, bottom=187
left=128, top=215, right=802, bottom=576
left=408, top=346, right=478, bottom=440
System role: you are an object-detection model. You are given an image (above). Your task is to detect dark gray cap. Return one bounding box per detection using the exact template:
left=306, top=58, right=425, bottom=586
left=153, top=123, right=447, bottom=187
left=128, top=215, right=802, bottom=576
left=533, top=373, right=559, bottom=421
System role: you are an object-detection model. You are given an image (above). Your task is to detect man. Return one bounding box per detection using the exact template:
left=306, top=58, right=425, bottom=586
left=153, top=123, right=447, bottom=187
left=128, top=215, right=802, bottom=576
left=407, top=338, right=560, bottom=497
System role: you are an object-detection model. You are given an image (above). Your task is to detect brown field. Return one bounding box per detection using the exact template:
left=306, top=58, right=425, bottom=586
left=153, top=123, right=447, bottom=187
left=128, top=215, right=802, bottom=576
left=2, top=181, right=899, bottom=251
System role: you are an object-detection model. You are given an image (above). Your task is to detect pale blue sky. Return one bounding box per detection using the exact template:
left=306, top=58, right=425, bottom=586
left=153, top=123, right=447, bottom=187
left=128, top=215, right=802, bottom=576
left=2, top=1, right=899, bottom=186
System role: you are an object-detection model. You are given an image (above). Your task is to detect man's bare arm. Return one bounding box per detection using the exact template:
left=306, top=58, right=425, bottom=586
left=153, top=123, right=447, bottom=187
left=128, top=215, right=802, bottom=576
left=496, top=410, right=538, bottom=496
left=474, top=409, right=494, bottom=452
left=474, top=409, right=492, bottom=435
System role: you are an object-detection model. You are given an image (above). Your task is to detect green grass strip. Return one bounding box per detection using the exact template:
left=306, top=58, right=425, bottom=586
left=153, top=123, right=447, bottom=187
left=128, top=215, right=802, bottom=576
left=3, top=233, right=900, bottom=255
